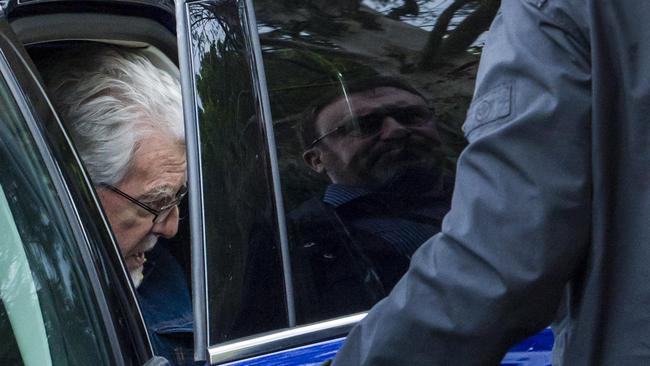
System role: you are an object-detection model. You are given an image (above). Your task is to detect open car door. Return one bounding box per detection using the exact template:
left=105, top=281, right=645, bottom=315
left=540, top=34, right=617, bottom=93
left=178, top=0, right=553, bottom=364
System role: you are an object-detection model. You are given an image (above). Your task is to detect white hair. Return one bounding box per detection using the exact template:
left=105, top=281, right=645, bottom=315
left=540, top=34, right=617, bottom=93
left=42, top=44, right=184, bottom=185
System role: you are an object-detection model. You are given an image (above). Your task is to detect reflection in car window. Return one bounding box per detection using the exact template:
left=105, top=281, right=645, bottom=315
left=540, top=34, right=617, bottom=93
left=0, top=73, right=114, bottom=364
left=187, top=1, right=288, bottom=344
left=190, top=0, right=499, bottom=344
left=254, top=0, right=497, bottom=324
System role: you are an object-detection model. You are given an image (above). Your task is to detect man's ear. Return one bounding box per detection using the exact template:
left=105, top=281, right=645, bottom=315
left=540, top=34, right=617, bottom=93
left=303, top=148, right=326, bottom=173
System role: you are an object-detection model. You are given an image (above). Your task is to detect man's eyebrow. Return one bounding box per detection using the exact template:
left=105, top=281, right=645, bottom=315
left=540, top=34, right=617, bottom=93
left=138, top=185, right=177, bottom=203
left=345, top=101, right=426, bottom=115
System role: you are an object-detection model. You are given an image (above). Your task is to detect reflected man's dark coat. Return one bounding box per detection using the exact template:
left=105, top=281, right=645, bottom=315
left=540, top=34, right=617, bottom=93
left=289, top=178, right=451, bottom=324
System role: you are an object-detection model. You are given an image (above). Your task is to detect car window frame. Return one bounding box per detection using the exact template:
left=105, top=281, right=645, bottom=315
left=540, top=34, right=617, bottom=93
left=240, top=0, right=296, bottom=328
left=175, top=0, right=208, bottom=360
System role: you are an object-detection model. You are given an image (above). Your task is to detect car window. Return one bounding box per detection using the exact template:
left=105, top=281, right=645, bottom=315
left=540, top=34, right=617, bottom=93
left=253, top=0, right=492, bottom=324
left=0, top=184, right=50, bottom=366
left=0, top=70, right=116, bottom=365
left=0, top=298, right=24, bottom=365
left=183, top=0, right=498, bottom=352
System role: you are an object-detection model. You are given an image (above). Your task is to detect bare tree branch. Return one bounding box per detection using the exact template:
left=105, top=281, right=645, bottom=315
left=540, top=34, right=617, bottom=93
left=418, top=0, right=477, bottom=70
left=438, top=0, right=500, bottom=56
left=387, top=0, right=419, bottom=20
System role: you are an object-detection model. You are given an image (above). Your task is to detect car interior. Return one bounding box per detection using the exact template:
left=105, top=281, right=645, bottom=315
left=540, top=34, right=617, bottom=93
left=7, top=7, right=193, bottom=289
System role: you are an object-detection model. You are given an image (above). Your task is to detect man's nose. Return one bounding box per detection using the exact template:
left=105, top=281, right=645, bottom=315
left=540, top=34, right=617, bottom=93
left=151, top=206, right=180, bottom=239
left=379, top=116, right=410, bottom=140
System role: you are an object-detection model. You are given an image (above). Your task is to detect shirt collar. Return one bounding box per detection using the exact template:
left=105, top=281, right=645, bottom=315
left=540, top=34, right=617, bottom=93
left=322, top=172, right=453, bottom=208
left=322, top=184, right=370, bottom=207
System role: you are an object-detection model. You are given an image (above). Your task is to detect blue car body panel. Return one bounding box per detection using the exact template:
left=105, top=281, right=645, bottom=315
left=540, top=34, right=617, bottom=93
left=225, top=329, right=553, bottom=366
left=222, top=338, right=342, bottom=366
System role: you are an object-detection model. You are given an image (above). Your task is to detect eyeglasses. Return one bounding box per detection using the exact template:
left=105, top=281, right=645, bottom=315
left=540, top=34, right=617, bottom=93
left=306, top=105, right=435, bottom=149
left=100, top=183, right=187, bottom=223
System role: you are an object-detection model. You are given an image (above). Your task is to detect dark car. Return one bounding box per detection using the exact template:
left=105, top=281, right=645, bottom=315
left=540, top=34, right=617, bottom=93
left=0, top=0, right=553, bottom=365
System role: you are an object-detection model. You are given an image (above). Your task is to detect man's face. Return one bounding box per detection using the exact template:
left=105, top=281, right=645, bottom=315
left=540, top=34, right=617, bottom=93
left=303, top=87, right=442, bottom=188
left=97, top=134, right=186, bottom=286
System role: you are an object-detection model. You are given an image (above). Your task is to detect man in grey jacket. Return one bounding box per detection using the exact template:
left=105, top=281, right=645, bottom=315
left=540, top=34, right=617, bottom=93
left=331, top=0, right=650, bottom=365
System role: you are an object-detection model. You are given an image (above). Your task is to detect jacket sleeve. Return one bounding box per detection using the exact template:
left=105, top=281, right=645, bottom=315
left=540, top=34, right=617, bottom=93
left=331, top=0, right=591, bottom=364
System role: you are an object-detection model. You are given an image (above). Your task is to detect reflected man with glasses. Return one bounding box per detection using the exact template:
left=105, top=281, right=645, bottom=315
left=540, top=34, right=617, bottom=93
left=302, top=77, right=445, bottom=191
left=41, top=44, right=198, bottom=365
left=290, top=77, right=453, bottom=320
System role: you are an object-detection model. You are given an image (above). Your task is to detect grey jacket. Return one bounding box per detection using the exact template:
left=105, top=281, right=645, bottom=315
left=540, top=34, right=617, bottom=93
left=331, top=0, right=650, bottom=365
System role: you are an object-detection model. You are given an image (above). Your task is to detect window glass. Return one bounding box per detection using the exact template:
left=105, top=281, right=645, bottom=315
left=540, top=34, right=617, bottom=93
left=186, top=0, right=288, bottom=344
left=0, top=301, right=24, bottom=365
left=0, top=73, right=115, bottom=365
left=189, top=0, right=499, bottom=344
left=253, top=0, right=497, bottom=324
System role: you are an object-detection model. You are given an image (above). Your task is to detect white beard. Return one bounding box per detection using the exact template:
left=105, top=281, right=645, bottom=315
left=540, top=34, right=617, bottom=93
left=128, top=234, right=157, bottom=288
left=130, top=266, right=145, bottom=288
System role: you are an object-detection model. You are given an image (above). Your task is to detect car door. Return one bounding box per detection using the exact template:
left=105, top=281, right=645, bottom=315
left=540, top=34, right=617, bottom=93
left=0, top=12, right=158, bottom=366
left=178, top=0, right=553, bottom=365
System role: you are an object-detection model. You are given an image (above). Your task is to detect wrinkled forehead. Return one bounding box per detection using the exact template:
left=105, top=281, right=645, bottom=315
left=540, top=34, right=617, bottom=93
left=315, top=86, right=426, bottom=131
left=127, top=135, right=187, bottom=192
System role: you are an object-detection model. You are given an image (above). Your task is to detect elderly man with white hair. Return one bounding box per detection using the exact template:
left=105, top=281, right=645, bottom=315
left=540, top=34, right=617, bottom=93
left=41, top=44, right=197, bottom=366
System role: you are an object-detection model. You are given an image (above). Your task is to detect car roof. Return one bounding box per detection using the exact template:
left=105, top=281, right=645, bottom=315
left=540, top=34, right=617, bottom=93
left=3, top=0, right=174, bottom=26
left=6, top=0, right=173, bottom=10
